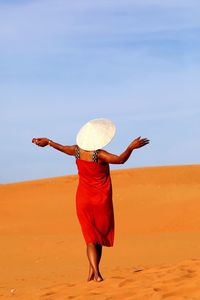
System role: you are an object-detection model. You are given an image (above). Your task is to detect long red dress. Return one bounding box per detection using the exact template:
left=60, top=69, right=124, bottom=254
left=75, top=153, right=115, bottom=247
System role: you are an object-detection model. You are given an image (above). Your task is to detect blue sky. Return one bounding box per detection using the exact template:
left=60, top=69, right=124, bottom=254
left=0, top=0, right=200, bottom=183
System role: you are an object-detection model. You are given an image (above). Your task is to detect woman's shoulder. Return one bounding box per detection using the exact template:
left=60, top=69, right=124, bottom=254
left=96, top=149, right=110, bottom=165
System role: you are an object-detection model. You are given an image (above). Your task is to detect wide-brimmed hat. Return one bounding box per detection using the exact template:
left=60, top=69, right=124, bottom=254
left=76, top=118, right=116, bottom=151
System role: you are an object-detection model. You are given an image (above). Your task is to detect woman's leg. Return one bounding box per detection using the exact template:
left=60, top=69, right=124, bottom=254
left=87, top=263, right=94, bottom=281
left=96, top=243, right=102, bottom=264
left=87, top=243, right=102, bottom=281
left=86, top=243, right=103, bottom=282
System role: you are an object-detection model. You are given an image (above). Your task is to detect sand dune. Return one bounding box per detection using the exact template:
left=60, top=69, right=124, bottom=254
left=0, top=164, right=200, bottom=299
left=39, top=259, right=200, bottom=300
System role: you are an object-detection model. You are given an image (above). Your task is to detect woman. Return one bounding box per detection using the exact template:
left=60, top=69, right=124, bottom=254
left=32, top=118, right=149, bottom=282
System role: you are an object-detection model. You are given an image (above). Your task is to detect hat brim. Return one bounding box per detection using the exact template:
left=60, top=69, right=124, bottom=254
left=76, top=118, right=116, bottom=151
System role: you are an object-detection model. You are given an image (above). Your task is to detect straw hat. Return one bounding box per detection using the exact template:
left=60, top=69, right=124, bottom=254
left=76, top=118, right=116, bottom=151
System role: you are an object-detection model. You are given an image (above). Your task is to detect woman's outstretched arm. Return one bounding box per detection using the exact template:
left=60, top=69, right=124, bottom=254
left=98, top=137, right=149, bottom=164
left=32, top=137, right=76, bottom=156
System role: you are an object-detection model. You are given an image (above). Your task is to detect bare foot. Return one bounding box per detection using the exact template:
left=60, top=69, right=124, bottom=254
left=94, top=275, right=103, bottom=282
left=87, top=273, right=95, bottom=281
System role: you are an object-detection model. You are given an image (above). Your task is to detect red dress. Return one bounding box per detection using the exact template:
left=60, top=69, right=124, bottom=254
left=75, top=153, right=115, bottom=247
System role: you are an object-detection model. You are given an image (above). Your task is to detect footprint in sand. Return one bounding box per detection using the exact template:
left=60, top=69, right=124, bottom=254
left=162, top=283, right=200, bottom=298
left=41, top=291, right=57, bottom=297
left=110, top=275, right=125, bottom=279
left=133, top=269, right=143, bottom=273
left=65, top=283, right=76, bottom=287
left=118, top=278, right=135, bottom=287
left=153, top=287, right=162, bottom=292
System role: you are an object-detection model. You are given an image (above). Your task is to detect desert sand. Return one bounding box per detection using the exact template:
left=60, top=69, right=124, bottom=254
left=0, top=164, right=200, bottom=300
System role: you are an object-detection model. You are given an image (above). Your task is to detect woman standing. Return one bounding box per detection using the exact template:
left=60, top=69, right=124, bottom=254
left=32, top=118, right=149, bottom=282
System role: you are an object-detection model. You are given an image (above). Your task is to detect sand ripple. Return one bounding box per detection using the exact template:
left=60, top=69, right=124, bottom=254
left=39, top=259, right=200, bottom=300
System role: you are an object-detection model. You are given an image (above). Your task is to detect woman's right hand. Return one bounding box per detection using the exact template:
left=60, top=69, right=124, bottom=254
left=32, top=138, right=49, bottom=147
left=129, top=137, right=150, bottom=150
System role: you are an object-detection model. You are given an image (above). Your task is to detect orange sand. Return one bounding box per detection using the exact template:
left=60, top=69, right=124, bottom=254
left=0, top=164, right=200, bottom=299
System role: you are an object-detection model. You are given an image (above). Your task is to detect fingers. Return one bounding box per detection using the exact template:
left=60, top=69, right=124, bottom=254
left=134, top=137, right=150, bottom=148
left=136, top=136, right=141, bottom=140
left=142, top=138, right=150, bottom=143
left=140, top=138, right=150, bottom=146
left=134, top=137, right=149, bottom=143
left=32, top=138, right=41, bottom=146
left=134, top=136, right=149, bottom=143
left=32, top=137, right=48, bottom=147
left=32, top=138, right=37, bottom=144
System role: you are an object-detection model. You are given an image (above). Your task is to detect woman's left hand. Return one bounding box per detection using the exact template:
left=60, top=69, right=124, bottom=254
left=32, top=137, right=49, bottom=147
left=129, top=137, right=150, bottom=150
